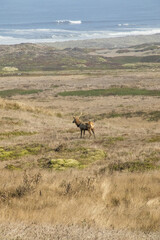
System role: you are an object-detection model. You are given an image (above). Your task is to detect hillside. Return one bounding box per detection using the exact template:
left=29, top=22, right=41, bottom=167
left=0, top=39, right=160, bottom=239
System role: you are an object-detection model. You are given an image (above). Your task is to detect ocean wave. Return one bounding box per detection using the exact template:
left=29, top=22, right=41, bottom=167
left=1, top=28, right=160, bottom=45
left=5, top=28, right=71, bottom=34
left=118, top=23, right=130, bottom=27
left=56, top=20, right=82, bottom=25
left=0, top=35, right=29, bottom=45
left=50, top=28, right=160, bottom=41
left=0, top=35, right=63, bottom=45
left=109, top=28, right=160, bottom=37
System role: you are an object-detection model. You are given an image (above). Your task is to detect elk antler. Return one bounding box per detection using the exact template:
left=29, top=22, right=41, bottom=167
left=79, top=112, right=82, bottom=118
left=73, top=112, right=83, bottom=119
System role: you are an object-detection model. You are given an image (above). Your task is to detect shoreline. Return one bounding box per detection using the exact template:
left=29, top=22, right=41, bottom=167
left=1, top=33, right=160, bottom=49
left=42, top=33, right=160, bottom=49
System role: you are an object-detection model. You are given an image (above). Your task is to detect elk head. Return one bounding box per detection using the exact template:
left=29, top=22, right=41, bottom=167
left=72, top=117, right=76, bottom=123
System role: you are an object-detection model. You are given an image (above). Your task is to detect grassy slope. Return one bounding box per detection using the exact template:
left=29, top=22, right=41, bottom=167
left=0, top=42, right=160, bottom=236
left=0, top=42, right=160, bottom=75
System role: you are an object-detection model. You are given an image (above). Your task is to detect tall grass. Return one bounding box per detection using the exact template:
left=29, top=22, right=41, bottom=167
left=0, top=169, right=160, bottom=232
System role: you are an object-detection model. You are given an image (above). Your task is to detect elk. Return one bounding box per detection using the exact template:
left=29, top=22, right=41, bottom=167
left=72, top=115, right=95, bottom=138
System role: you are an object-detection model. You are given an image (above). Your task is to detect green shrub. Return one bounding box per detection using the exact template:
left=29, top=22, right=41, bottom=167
left=109, top=161, right=157, bottom=173
left=49, top=158, right=81, bottom=170
left=0, top=89, right=43, bottom=98
left=58, top=88, right=160, bottom=97
left=40, top=146, right=106, bottom=170
left=0, top=144, right=46, bottom=161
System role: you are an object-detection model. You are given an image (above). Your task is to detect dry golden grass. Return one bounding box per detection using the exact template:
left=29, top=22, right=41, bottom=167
left=0, top=97, right=54, bottom=115
left=0, top=169, right=160, bottom=233
left=0, top=68, right=160, bottom=238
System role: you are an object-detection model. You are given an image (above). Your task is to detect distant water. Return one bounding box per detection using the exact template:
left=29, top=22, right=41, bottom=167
left=0, top=0, right=160, bottom=45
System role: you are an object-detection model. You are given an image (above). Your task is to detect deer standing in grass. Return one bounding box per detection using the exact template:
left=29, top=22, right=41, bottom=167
left=72, top=115, right=95, bottom=138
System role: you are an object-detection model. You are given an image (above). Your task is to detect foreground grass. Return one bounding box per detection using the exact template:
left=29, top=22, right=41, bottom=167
left=0, top=169, right=160, bottom=232
left=58, top=87, right=160, bottom=97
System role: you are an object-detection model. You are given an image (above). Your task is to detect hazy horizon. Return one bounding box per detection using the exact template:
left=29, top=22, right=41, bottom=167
left=0, top=0, right=160, bottom=44
left=1, top=0, right=160, bottom=24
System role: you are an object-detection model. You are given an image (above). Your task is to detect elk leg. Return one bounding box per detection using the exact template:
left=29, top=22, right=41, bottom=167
left=80, top=129, right=83, bottom=138
left=91, top=129, right=96, bottom=138
left=83, top=130, right=85, bottom=138
left=88, top=129, right=92, bottom=138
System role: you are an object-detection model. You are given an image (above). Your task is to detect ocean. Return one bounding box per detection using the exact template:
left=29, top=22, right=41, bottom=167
left=0, top=0, right=160, bottom=45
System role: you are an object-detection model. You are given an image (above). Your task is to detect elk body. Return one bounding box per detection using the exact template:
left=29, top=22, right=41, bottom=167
left=72, top=117, right=95, bottom=138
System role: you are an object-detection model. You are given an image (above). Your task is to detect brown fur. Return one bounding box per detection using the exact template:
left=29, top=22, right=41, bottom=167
left=72, top=117, right=95, bottom=138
